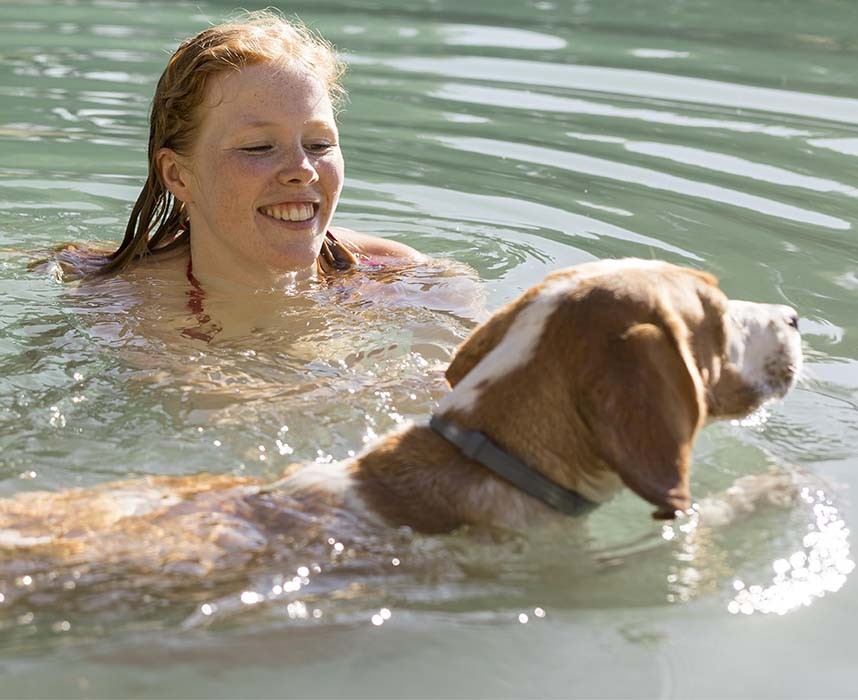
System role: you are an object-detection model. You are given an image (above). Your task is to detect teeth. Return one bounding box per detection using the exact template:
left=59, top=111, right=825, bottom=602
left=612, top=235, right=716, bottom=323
left=260, top=203, right=315, bottom=222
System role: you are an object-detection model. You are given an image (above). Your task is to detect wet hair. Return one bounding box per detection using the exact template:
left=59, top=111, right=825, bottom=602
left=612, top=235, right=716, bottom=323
left=98, top=10, right=346, bottom=275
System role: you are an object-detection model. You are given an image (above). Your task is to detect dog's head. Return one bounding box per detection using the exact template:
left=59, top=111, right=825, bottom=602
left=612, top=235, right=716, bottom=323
left=438, top=259, right=802, bottom=519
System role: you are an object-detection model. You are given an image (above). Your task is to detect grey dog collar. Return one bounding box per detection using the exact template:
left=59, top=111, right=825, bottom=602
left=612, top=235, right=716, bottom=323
left=428, top=415, right=598, bottom=517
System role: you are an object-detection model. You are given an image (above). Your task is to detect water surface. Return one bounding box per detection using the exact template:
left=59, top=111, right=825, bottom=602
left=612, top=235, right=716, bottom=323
left=0, top=0, right=856, bottom=697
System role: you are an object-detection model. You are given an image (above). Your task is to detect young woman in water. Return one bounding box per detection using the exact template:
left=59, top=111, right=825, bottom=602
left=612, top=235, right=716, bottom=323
left=65, top=10, right=426, bottom=288
left=48, top=9, right=482, bottom=348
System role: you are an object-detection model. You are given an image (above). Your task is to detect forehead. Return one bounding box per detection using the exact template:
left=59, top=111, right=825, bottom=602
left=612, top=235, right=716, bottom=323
left=198, top=62, right=336, bottom=130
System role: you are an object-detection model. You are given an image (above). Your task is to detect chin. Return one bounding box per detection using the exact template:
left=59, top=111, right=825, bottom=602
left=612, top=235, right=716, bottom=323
left=268, top=243, right=323, bottom=274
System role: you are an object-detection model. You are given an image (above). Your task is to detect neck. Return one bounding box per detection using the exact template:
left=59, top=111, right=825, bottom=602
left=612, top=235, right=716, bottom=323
left=350, top=424, right=567, bottom=533
left=188, top=241, right=317, bottom=292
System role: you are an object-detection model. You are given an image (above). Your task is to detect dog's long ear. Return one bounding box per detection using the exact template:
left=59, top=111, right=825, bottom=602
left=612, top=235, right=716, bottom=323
left=583, top=320, right=704, bottom=519
left=445, top=297, right=528, bottom=387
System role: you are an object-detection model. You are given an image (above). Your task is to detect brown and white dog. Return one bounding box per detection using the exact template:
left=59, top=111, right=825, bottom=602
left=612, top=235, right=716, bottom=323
left=0, top=259, right=802, bottom=578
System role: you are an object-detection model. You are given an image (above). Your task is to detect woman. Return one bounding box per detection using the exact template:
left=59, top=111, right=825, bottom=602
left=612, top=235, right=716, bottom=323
left=78, top=10, right=425, bottom=288
left=48, top=10, right=482, bottom=348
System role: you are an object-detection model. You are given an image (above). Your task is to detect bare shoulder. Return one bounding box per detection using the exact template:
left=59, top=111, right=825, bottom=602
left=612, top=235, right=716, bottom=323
left=329, top=226, right=428, bottom=264
left=331, top=227, right=486, bottom=322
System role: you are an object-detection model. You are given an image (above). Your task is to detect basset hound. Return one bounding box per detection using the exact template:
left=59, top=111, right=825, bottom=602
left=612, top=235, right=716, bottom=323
left=0, top=259, right=802, bottom=583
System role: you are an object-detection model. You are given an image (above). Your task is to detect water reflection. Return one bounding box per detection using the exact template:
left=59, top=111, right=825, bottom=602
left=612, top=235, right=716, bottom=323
left=433, top=135, right=851, bottom=230
left=384, top=55, right=858, bottom=124
left=434, top=83, right=813, bottom=136
left=439, top=24, right=567, bottom=50
left=662, top=481, right=854, bottom=616
left=727, top=488, right=854, bottom=615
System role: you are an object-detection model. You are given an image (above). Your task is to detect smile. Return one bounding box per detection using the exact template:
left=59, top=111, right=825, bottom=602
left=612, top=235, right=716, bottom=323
left=258, top=202, right=317, bottom=222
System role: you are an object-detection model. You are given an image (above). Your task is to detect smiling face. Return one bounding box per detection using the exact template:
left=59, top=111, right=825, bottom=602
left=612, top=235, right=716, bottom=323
left=157, top=61, right=344, bottom=287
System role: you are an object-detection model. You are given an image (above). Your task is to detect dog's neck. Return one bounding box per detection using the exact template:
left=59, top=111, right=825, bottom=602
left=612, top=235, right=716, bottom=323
left=348, top=423, right=613, bottom=533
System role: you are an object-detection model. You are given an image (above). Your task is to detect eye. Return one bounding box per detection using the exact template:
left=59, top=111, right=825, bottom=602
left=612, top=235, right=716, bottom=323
left=305, top=142, right=337, bottom=153
left=239, top=144, right=273, bottom=154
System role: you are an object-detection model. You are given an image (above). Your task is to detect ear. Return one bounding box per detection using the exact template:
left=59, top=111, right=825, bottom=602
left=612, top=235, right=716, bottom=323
left=445, top=297, right=527, bottom=387
left=584, top=321, right=704, bottom=519
left=155, top=147, right=195, bottom=203
left=687, top=268, right=719, bottom=288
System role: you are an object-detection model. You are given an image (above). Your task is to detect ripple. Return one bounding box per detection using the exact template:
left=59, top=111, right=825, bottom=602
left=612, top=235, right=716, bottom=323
left=624, top=142, right=858, bottom=197
left=0, top=178, right=140, bottom=202
left=433, top=84, right=812, bottom=136
left=90, top=24, right=137, bottom=38
left=439, top=24, right=567, bottom=50
left=630, top=48, right=691, bottom=59
left=388, top=56, right=858, bottom=125
left=432, top=135, right=851, bottom=230
left=808, top=137, right=858, bottom=157
left=349, top=177, right=701, bottom=259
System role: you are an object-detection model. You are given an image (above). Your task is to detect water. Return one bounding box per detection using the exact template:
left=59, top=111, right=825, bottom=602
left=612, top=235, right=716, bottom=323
left=1, top=0, right=857, bottom=697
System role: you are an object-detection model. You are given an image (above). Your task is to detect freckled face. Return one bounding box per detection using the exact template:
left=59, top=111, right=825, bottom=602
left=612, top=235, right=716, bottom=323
left=180, top=62, right=344, bottom=286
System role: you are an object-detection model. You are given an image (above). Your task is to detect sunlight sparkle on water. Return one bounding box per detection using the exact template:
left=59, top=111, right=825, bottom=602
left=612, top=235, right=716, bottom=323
left=240, top=591, right=264, bottom=605
left=286, top=601, right=308, bottom=619
left=730, top=405, right=770, bottom=429
left=49, top=406, right=66, bottom=428
left=371, top=608, right=392, bottom=626
left=728, top=488, right=854, bottom=615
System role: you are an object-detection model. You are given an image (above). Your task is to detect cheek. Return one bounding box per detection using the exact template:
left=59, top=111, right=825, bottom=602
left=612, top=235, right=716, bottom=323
left=319, top=155, right=345, bottom=198
left=196, top=154, right=269, bottom=210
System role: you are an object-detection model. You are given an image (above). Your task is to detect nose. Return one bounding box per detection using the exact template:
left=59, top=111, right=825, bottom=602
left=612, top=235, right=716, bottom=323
left=276, top=146, right=318, bottom=185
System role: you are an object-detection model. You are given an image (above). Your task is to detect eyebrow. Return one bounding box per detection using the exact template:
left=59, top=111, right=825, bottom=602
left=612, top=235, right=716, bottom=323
left=234, top=118, right=337, bottom=130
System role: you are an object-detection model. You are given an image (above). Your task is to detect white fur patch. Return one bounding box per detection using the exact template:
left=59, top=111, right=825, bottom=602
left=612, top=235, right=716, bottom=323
left=726, top=299, right=802, bottom=396
left=438, top=277, right=570, bottom=414
left=279, top=460, right=353, bottom=496
left=439, top=258, right=671, bottom=415
left=262, top=459, right=381, bottom=523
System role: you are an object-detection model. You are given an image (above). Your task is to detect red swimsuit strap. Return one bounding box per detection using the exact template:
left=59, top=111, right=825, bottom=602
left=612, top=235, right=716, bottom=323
left=182, top=254, right=215, bottom=340
left=186, top=255, right=205, bottom=317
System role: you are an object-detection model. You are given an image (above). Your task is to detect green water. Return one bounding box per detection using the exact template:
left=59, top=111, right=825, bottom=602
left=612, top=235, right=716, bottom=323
left=1, top=0, right=857, bottom=697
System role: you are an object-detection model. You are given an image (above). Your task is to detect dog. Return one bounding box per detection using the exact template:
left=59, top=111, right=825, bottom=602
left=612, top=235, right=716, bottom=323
left=0, top=259, right=802, bottom=589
